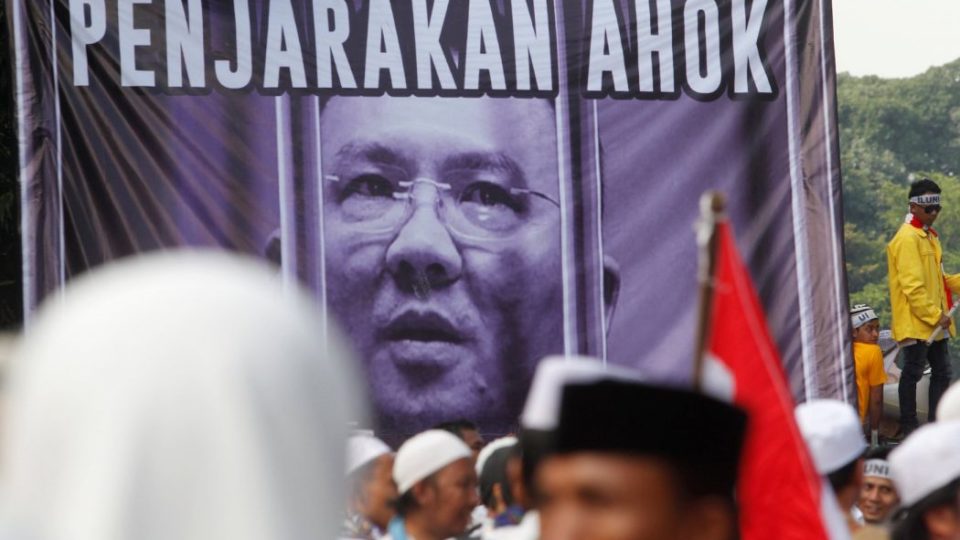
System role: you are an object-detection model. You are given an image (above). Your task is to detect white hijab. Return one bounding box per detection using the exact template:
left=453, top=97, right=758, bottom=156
left=0, top=251, right=366, bottom=540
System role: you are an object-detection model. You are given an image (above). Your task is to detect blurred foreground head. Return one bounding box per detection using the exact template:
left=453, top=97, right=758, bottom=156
left=794, top=399, right=867, bottom=515
left=0, top=251, right=366, bottom=540
left=346, top=433, right=397, bottom=535
left=858, top=447, right=900, bottom=526
left=521, top=357, right=746, bottom=540
left=889, top=420, right=960, bottom=540
left=936, top=380, right=960, bottom=422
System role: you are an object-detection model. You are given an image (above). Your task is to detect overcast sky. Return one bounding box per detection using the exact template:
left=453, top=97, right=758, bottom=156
left=832, top=0, right=960, bottom=78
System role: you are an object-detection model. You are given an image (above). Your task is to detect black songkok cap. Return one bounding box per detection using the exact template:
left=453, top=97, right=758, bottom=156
left=554, top=380, right=748, bottom=497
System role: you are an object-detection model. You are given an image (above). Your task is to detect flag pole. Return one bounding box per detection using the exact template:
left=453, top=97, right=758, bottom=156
left=927, top=302, right=960, bottom=344
left=693, top=191, right=726, bottom=392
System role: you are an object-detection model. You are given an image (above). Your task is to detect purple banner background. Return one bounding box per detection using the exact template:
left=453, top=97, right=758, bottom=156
left=8, top=0, right=853, bottom=440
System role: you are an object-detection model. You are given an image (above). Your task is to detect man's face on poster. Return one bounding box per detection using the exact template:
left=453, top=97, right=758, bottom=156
left=320, top=96, right=563, bottom=438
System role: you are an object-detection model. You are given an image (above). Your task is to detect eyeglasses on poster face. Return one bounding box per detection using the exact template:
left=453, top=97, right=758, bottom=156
left=324, top=167, right=559, bottom=242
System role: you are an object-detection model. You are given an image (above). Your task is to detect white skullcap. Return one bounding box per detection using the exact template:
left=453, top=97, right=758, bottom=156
left=394, top=430, right=471, bottom=494
left=701, top=353, right=735, bottom=403
left=347, top=434, right=392, bottom=475
left=520, top=356, right=643, bottom=431
left=936, top=381, right=960, bottom=422
left=890, top=420, right=960, bottom=507
left=850, top=304, right=878, bottom=329
left=795, top=399, right=866, bottom=474
left=476, top=436, right=518, bottom=477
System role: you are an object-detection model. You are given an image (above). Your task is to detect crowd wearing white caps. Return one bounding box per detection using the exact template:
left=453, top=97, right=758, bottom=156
left=351, top=333, right=960, bottom=540
left=784, top=288, right=960, bottom=540
left=0, top=251, right=749, bottom=540
left=344, top=357, right=749, bottom=540
left=3, top=250, right=960, bottom=540
left=793, top=393, right=960, bottom=540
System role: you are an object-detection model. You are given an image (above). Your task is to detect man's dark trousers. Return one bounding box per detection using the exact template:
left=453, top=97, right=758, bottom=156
left=899, top=339, right=952, bottom=432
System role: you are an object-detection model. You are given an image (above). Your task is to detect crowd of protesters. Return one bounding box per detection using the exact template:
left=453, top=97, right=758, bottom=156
left=0, top=178, right=958, bottom=540
left=332, top=176, right=960, bottom=540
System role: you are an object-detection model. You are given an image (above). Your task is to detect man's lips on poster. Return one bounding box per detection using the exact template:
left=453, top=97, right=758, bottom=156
left=381, top=309, right=470, bottom=373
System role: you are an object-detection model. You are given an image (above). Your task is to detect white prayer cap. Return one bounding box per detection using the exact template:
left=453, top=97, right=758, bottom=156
left=850, top=304, right=878, bottom=329
left=520, top=356, right=643, bottom=431
left=795, top=399, right=866, bottom=474
left=347, top=434, right=392, bottom=475
left=2, top=251, right=366, bottom=540
left=890, top=420, right=960, bottom=507
left=476, top=436, right=518, bottom=477
left=394, top=430, right=471, bottom=494
left=936, top=381, right=960, bottom=422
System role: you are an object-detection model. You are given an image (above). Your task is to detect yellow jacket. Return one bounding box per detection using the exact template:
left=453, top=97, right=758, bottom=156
left=887, top=221, right=960, bottom=341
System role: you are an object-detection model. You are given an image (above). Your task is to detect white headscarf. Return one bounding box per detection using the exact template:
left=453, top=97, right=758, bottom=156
left=0, top=251, right=366, bottom=540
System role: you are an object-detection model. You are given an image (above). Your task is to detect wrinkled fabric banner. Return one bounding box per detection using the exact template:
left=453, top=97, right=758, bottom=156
left=7, top=0, right=852, bottom=440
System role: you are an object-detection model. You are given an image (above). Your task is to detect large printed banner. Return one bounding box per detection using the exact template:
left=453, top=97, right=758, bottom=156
left=8, top=0, right=852, bottom=440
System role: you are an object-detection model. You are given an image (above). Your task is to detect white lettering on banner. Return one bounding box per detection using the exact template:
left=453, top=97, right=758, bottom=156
left=634, top=0, right=674, bottom=94
left=214, top=0, right=252, bottom=89
left=684, top=0, right=722, bottom=95
left=586, top=0, right=629, bottom=93
left=314, top=0, right=356, bottom=89
left=69, top=0, right=106, bottom=86
left=263, top=0, right=307, bottom=89
left=118, top=0, right=154, bottom=87
left=511, top=0, right=553, bottom=92
left=464, top=0, right=507, bottom=90
left=412, top=0, right=455, bottom=90
left=165, top=0, right=205, bottom=87
left=63, top=0, right=775, bottom=99
left=732, top=0, right=773, bottom=93
left=584, top=0, right=777, bottom=98
left=363, top=0, right=406, bottom=89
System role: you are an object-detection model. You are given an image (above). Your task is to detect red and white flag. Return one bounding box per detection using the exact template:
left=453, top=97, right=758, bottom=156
left=704, top=221, right=840, bottom=540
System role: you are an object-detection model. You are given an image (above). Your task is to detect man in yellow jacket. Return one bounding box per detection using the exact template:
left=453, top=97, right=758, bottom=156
left=887, top=178, right=960, bottom=436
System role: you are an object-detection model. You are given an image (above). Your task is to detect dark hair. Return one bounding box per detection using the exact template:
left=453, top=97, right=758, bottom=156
left=827, top=458, right=860, bottom=494
left=892, top=477, right=960, bottom=540
left=864, top=445, right=893, bottom=461
left=432, top=419, right=479, bottom=439
left=393, top=490, right=419, bottom=517
left=519, top=429, right=550, bottom=498
left=909, top=178, right=941, bottom=199
left=393, top=473, right=439, bottom=517
left=479, top=443, right=518, bottom=509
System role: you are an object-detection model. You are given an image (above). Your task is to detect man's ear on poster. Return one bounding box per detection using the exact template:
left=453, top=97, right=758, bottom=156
left=264, top=229, right=282, bottom=267
left=603, top=255, right=621, bottom=332
left=263, top=230, right=622, bottom=331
